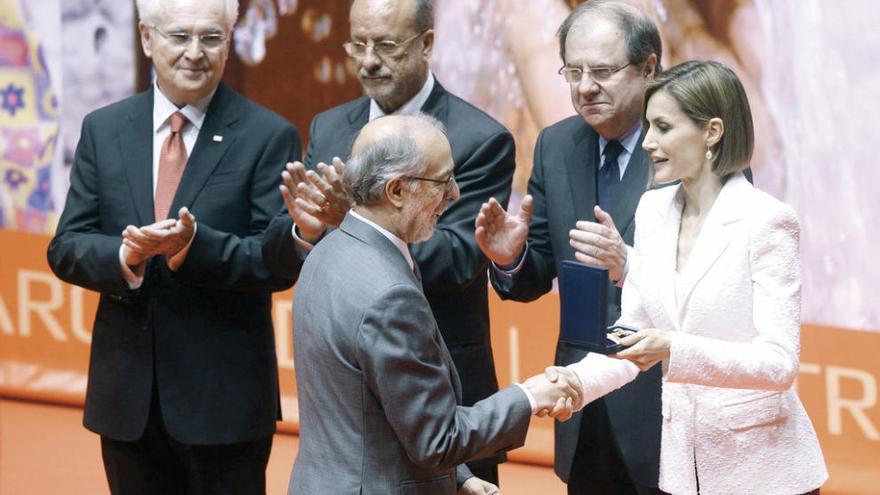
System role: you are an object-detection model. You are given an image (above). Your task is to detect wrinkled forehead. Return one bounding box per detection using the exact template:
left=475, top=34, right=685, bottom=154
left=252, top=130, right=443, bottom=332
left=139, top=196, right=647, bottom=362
left=349, top=0, right=417, bottom=39
left=156, top=0, right=228, bottom=31
left=564, top=18, right=629, bottom=66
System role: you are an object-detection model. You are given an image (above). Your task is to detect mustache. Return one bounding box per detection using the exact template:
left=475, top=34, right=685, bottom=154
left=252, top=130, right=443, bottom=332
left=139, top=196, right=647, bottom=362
left=358, top=68, right=392, bottom=78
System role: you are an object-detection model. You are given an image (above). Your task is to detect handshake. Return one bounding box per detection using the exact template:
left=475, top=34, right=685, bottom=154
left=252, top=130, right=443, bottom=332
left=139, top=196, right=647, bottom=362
left=522, top=367, right=583, bottom=421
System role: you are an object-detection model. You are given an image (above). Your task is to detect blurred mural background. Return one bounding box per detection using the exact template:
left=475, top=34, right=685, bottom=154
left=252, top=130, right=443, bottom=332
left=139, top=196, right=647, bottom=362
left=1, top=0, right=878, bottom=492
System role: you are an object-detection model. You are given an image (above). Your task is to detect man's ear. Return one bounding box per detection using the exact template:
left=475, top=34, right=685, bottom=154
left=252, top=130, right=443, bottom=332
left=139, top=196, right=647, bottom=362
left=643, top=53, right=658, bottom=80
left=385, top=177, right=407, bottom=209
left=138, top=22, right=153, bottom=58
left=706, top=117, right=724, bottom=148
left=420, top=29, right=434, bottom=60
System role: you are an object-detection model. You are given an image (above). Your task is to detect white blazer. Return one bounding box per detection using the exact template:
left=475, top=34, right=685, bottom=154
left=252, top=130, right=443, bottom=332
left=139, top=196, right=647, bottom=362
left=619, top=173, right=827, bottom=494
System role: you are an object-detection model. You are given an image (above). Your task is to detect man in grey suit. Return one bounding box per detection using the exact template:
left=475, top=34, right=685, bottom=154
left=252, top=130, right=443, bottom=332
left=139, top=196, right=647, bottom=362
left=289, top=114, right=579, bottom=495
left=475, top=2, right=664, bottom=494
left=262, top=0, right=515, bottom=483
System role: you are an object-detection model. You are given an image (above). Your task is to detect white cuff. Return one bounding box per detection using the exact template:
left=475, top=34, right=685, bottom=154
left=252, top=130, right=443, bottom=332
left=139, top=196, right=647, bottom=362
left=513, top=383, right=538, bottom=415
left=491, top=242, right=529, bottom=278
left=119, top=244, right=145, bottom=289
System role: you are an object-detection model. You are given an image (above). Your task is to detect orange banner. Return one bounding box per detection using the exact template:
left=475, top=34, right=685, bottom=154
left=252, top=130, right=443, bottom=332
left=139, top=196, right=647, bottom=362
left=1, top=229, right=878, bottom=493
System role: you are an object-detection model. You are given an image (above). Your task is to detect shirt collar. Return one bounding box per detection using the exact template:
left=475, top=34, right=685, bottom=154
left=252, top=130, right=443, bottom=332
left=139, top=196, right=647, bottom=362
left=369, top=72, right=435, bottom=121
left=349, top=210, right=414, bottom=271
left=598, top=121, right=643, bottom=166
left=153, top=81, right=216, bottom=133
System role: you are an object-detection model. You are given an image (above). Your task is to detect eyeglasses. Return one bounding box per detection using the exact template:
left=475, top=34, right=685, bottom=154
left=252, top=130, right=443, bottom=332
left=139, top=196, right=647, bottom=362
left=344, top=31, right=427, bottom=59
left=558, top=62, right=632, bottom=84
left=402, top=173, right=456, bottom=189
left=150, top=25, right=228, bottom=50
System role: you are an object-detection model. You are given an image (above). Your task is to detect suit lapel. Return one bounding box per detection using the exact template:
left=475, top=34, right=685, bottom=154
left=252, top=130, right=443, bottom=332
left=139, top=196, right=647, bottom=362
left=420, top=81, right=449, bottom=123
left=169, top=82, right=238, bottom=216
left=609, top=133, right=649, bottom=235
left=346, top=97, right=370, bottom=129
left=565, top=122, right=599, bottom=223
left=656, top=189, right=683, bottom=330
left=677, top=174, right=748, bottom=313
left=121, top=90, right=155, bottom=225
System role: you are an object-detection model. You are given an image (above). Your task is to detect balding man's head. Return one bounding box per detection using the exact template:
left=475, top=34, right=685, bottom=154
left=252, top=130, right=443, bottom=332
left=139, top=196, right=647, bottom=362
left=343, top=114, right=458, bottom=243
left=347, top=0, right=435, bottom=113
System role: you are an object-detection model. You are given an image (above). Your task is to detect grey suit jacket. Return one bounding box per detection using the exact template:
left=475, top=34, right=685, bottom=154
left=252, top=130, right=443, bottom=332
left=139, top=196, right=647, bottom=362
left=490, top=115, right=662, bottom=487
left=263, top=80, right=516, bottom=469
left=289, top=214, right=530, bottom=495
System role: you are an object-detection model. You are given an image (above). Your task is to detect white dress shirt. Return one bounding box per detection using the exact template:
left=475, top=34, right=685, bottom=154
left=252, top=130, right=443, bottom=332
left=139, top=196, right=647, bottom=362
left=119, top=82, right=215, bottom=288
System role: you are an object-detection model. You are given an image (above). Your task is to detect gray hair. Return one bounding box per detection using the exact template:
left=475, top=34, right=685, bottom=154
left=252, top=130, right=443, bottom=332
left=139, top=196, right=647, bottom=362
left=557, top=0, right=662, bottom=72
left=349, top=0, right=434, bottom=32
left=136, top=0, right=239, bottom=31
left=343, top=114, right=446, bottom=206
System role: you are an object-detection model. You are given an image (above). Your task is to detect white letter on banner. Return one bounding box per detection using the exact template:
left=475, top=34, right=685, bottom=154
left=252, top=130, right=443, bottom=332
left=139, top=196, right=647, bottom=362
left=0, top=294, right=14, bottom=335
left=18, top=269, right=67, bottom=341
left=826, top=365, right=879, bottom=441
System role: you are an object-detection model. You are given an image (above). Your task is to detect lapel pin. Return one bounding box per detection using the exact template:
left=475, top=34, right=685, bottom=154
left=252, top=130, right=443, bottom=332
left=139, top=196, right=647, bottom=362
left=213, top=135, right=223, bottom=142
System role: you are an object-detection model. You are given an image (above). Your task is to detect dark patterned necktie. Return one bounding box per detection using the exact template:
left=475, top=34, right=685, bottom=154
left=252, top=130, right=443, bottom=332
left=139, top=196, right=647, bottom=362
left=597, top=140, right=623, bottom=213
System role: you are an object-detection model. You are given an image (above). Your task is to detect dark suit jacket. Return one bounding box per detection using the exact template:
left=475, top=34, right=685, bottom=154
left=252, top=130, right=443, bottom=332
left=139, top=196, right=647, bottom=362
left=262, top=80, right=516, bottom=468
left=47, top=82, right=301, bottom=445
left=490, top=115, right=662, bottom=487
left=289, top=213, right=530, bottom=495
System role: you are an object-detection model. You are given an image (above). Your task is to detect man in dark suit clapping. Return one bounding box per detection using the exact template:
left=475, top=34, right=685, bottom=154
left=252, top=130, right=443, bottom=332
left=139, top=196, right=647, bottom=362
left=475, top=1, right=664, bottom=493
left=47, top=0, right=299, bottom=492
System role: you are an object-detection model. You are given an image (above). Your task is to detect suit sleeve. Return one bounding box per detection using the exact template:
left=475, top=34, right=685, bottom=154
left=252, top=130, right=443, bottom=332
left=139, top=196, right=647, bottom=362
left=357, top=284, right=531, bottom=470
left=174, top=121, right=300, bottom=291
left=261, top=114, right=324, bottom=281
left=665, top=203, right=802, bottom=391
left=410, top=130, right=516, bottom=293
left=47, top=114, right=131, bottom=296
left=490, top=128, right=556, bottom=301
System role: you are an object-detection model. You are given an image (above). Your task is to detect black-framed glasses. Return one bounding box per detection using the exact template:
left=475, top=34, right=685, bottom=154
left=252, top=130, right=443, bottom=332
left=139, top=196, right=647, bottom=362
left=402, top=173, right=456, bottom=189
left=344, top=30, right=427, bottom=59
left=558, top=62, right=632, bottom=84
left=150, top=25, right=228, bottom=50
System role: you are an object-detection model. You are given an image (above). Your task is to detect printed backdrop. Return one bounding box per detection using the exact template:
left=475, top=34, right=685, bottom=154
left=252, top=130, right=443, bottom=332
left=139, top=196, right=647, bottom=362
left=1, top=1, right=878, bottom=493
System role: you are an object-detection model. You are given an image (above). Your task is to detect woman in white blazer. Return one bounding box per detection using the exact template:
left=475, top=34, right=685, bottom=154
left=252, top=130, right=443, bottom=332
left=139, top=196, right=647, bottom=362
left=568, top=61, right=827, bottom=494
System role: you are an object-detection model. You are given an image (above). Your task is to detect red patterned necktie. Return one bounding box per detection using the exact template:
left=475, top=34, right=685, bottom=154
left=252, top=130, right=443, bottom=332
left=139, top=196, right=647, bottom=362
left=154, top=111, right=189, bottom=221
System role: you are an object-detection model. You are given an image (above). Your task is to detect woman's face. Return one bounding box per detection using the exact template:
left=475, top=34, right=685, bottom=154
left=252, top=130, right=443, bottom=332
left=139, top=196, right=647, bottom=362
left=642, top=90, right=711, bottom=184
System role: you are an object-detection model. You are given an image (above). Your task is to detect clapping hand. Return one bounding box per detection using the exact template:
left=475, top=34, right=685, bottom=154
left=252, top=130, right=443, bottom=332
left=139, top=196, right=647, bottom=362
left=569, top=205, right=627, bottom=282
left=122, top=207, right=196, bottom=264
left=279, top=158, right=351, bottom=243
left=475, top=195, right=533, bottom=266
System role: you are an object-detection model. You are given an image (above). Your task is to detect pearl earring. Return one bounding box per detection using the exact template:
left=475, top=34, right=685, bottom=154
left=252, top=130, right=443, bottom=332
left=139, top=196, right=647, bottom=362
left=706, top=148, right=713, bottom=160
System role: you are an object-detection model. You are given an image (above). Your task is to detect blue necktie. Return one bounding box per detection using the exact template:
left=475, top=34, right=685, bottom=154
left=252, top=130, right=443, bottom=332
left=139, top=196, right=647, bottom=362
left=598, top=140, right=623, bottom=213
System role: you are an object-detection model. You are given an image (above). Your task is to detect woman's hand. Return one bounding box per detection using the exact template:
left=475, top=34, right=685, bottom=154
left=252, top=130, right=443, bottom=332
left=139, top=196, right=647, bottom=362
left=613, top=328, right=672, bottom=371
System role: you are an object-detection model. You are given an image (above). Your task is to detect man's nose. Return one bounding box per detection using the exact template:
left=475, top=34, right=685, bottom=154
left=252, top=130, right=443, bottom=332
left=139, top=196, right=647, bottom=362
left=183, top=37, right=204, bottom=59
left=577, top=75, right=600, bottom=96
left=447, top=178, right=460, bottom=202
left=360, top=48, right=383, bottom=72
